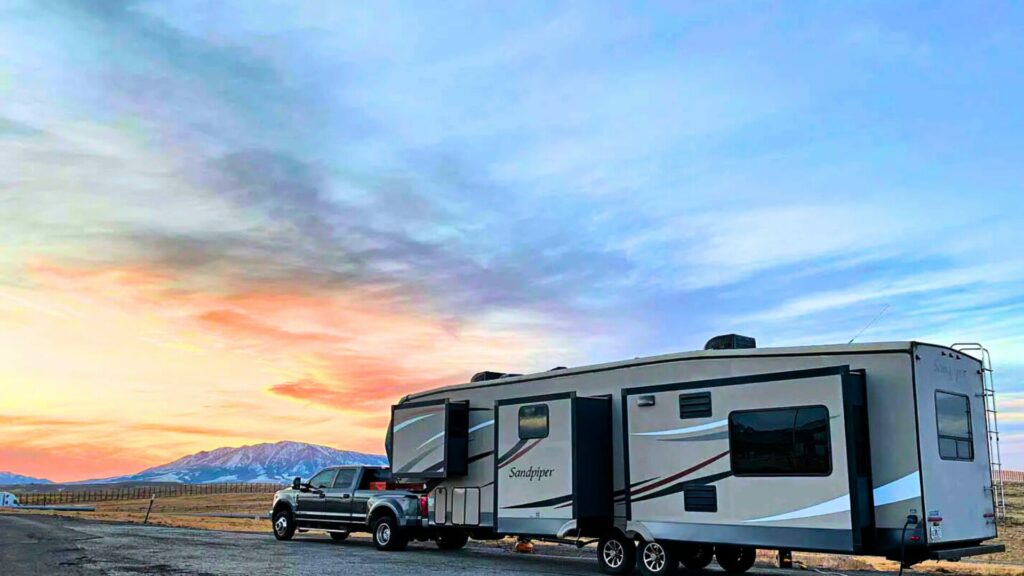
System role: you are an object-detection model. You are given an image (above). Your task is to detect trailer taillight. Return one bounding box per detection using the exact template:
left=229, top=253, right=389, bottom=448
left=420, top=495, right=428, bottom=517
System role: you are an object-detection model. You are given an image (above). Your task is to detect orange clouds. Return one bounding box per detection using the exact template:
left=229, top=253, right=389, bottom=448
left=2, top=257, right=578, bottom=481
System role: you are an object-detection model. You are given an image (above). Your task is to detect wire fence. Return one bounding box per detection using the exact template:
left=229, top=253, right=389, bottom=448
left=11, top=482, right=284, bottom=506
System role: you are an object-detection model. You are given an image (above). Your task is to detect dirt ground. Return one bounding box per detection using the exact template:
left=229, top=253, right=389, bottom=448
left=4, top=488, right=1024, bottom=575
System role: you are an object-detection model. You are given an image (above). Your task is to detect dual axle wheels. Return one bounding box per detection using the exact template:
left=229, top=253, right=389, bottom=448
left=597, top=534, right=755, bottom=576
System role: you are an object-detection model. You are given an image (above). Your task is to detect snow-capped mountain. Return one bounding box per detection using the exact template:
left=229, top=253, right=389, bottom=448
left=83, top=441, right=388, bottom=484
left=0, top=471, right=53, bottom=485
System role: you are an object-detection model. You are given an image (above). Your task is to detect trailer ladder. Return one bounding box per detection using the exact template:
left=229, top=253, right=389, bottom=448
left=952, top=343, right=1006, bottom=520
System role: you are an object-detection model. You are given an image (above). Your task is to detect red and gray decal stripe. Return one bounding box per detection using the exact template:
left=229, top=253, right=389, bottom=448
left=496, top=439, right=542, bottom=469
left=614, top=451, right=731, bottom=503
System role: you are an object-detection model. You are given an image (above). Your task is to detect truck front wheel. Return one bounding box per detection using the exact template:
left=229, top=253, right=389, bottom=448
left=372, top=515, right=409, bottom=551
left=436, top=530, right=468, bottom=550
left=272, top=509, right=296, bottom=541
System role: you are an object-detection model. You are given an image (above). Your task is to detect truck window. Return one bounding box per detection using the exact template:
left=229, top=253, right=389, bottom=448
left=936, top=391, right=974, bottom=461
left=333, top=469, right=356, bottom=489
left=308, top=469, right=337, bottom=489
left=519, top=404, right=549, bottom=439
left=729, top=405, right=831, bottom=476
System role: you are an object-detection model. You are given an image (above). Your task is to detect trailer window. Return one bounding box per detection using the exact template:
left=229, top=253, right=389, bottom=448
left=936, top=391, right=974, bottom=461
left=729, top=405, right=831, bottom=476
left=519, top=404, right=549, bottom=439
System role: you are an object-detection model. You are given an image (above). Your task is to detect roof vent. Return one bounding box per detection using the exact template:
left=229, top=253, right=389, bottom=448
left=704, top=334, right=756, bottom=350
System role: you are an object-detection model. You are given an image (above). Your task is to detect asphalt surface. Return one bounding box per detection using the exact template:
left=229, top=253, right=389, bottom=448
left=0, top=514, right=890, bottom=576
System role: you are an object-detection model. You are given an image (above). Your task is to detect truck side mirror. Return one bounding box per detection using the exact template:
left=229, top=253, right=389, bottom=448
left=292, top=477, right=301, bottom=490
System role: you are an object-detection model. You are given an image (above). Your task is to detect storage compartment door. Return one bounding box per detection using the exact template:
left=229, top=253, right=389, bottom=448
left=624, top=366, right=871, bottom=553
left=495, top=394, right=574, bottom=535
left=390, top=400, right=468, bottom=480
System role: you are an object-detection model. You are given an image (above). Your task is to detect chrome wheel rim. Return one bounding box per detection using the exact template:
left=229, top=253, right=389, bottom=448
left=643, top=542, right=666, bottom=573
left=603, top=540, right=625, bottom=568
left=274, top=515, right=288, bottom=535
left=376, top=523, right=391, bottom=545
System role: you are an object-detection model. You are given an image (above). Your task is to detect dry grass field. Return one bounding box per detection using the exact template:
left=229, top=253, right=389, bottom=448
left=4, top=487, right=1024, bottom=575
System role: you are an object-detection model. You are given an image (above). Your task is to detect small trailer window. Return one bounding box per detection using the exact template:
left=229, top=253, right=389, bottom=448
left=729, top=405, right=831, bottom=476
left=936, top=391, right=974, bottom=461
left=519, top=404, right=549, bottom=439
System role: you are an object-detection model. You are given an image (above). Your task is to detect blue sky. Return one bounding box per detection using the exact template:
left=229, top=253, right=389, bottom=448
left=2, top=1, right=1024, bottom=478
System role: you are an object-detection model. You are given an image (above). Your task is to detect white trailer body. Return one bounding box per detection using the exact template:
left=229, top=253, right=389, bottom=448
left=386, top=341, right=1001, bottom=564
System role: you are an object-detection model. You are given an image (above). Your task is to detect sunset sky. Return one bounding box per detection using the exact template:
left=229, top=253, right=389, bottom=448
left=2, top=2, right=1023, bottom=482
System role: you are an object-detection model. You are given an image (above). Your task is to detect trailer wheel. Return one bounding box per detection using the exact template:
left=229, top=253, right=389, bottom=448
left=597, top=532, right=636, bottom=575
left=272, top=508, right=296, bottom=541
left=678, top=543, right=714, bottom=570
left=436, top=530, right=469, bottom=550
left=638, top=540, right=678, bottom=576
left=329, top=530, right=349, bottom=541
left=371, top=514, right=409, bottom=551
left=715, top=545, right=755, bottom=573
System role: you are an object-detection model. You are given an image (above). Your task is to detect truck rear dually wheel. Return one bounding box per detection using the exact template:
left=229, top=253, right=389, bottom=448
left=372, top=515, right=408, bottom=551
left=597, top=532, right=636, bottom=575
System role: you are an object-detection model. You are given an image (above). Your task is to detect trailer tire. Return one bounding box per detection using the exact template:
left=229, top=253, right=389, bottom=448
left=436, top=530, right=468, bottom=550
left=329, top=531, right=349, bottom=541
left=272, top=508, right=296, bottom=541
left=638, top=540, right=678, bottom=576
left=597, top=532, right=636, bottom=575
left=678, top=543, right=714, bottom=570
left=371, top=514, right=408, bottom=551
left=715, top=545, right=755, bottom=573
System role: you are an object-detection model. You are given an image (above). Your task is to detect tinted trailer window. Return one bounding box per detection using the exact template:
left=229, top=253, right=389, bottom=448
left=729, top=405, right=831, bottom=476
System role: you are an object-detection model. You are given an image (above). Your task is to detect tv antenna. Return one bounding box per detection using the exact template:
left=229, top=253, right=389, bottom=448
left=848, top=304, right=890, bottom=344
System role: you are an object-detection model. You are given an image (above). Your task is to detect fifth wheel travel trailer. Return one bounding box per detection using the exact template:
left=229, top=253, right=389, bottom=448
left=385, top=337, right=1006, bottom=576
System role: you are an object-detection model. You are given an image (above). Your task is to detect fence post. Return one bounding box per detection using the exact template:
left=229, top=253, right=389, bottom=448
left=144, top=495, right=155, bottom=524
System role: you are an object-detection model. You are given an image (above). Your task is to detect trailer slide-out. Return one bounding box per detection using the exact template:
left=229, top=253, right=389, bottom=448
left=385, top=337, right=1005, bottom=576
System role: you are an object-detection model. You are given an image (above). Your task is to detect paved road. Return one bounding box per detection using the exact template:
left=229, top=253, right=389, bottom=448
left=0, top=514, right=884, bottom=576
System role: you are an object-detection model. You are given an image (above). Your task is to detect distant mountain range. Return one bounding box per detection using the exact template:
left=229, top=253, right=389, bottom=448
left=0, top=471, right=54, bottom=486
left=79, top=441, right=388, bottom=484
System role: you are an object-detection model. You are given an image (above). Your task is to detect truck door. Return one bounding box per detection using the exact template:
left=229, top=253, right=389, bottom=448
left=296, top=468, right=335, bottom=521
left=324, top=468, right=357, bottom=522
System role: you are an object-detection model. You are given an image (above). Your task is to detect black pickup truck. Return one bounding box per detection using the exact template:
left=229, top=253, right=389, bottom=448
left=270, top=465, right=467, bottom=551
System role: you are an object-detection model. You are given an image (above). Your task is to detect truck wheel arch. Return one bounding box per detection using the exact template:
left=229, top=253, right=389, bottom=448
left=369, top=501, right=402, bottom=523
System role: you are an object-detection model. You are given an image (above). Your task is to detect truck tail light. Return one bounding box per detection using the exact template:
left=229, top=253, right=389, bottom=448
left=420, top=495, right=428, bottom=517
